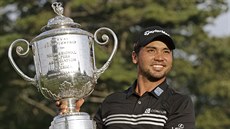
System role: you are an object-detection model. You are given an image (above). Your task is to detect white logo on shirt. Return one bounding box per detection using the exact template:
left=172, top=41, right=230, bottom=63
left=144, top=108, right=151, bottom=113
left=172, top=123, right=184, bottom=129
left=144, top=108, right=167, bottom=114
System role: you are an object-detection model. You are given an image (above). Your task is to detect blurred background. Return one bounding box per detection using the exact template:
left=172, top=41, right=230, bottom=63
left=0, top=0, right=230, bottom=129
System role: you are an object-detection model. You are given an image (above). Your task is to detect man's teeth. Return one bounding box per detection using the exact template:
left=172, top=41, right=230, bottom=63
left=153, top=65, right=163, bottom=68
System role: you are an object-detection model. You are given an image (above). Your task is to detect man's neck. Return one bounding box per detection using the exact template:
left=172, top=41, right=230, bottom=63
left=135, top=75, right=166, bottom=96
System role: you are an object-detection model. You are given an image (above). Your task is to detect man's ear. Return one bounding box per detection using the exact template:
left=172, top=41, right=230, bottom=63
left=132, top=51, right=138, bottom=64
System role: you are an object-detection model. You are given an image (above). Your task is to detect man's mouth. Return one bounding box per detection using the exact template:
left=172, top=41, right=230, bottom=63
left=153, top=65, right=164, bottom=68
left=152, top=64, right=165, bottom=71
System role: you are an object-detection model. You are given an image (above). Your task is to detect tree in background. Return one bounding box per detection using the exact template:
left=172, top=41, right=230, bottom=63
left=0, top=0, right=229, bottom=129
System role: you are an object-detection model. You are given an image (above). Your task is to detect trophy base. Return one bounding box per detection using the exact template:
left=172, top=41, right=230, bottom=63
left=49, top=112, right=96, bottom=129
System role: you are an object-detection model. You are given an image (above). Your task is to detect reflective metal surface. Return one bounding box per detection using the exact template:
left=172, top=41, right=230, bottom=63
left=33, top=34, right=95, bottom=100
left=49, top=112, right=96, bottom=129
left=8, top=2, right=117, bottom=129
left=8, top=2, right=118, bottom=101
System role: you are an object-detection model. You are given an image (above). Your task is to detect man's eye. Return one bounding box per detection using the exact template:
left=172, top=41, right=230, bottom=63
left=147, top=49, right=154, bottom=52
left=164, top=50, right=171, bottom=54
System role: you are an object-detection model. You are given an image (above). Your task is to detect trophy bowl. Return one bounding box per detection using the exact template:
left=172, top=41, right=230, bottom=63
left=32, top=30, right=97, bottom=101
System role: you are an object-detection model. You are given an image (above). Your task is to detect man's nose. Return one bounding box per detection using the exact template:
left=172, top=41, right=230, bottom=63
left=154, top=52, right=164, bottom=61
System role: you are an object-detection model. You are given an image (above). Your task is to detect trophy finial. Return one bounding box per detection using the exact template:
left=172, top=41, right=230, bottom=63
left=52, top=2, right=64, bottom=16
left=41, top=2, right=80, bottom=31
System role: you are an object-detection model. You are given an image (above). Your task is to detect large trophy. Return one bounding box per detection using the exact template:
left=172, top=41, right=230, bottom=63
left=8, top=2, right=118, bottom=129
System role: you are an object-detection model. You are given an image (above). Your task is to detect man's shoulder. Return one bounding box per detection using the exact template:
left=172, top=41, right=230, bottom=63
left=166, top=87, right=192, bottom=100
left=164, top=88, right=194, bottom=112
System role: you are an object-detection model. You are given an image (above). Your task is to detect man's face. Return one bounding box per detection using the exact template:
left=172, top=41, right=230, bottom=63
left=132, top=40, right=173, bottom=81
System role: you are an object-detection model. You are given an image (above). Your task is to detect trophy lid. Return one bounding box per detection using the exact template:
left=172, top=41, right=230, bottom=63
left=31, top=2, right=93, bottom=42
left=41, top=2, right=80, bottom=31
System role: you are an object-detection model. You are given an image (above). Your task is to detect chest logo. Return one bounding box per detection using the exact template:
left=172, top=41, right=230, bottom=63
left=144, top=108, right=167, bottom=114
left=144, top=108, right=151, bottom=113
left=172, top=123, right=184, bottom=129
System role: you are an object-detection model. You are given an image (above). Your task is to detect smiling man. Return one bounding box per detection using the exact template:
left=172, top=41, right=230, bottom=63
left=93, top=26, right=195, bottom=129
left=58, top=26, right=195, bottom=129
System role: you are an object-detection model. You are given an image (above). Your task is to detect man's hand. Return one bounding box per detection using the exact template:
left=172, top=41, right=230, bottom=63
left=56, top=98, right=85, bottom=114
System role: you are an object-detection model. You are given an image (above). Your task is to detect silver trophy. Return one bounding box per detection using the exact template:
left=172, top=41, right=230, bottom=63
left=8, top=2, right=118, bottom=129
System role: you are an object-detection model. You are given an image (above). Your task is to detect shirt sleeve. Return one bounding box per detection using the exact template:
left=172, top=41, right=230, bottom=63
left=164, top=95, right=195, bottom=129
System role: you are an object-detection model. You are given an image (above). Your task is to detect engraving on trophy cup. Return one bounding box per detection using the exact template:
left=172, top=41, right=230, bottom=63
left=8, top=2, right=118, bottom=129
left=35, top=34, right=96, bottom=100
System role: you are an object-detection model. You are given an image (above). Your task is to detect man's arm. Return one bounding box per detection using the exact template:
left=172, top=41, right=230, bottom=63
left=164, top=95, right=195, bottom=129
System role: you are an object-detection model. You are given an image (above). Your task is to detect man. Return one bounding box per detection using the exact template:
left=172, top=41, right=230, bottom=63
left=58, top=26, right=195, bottom=129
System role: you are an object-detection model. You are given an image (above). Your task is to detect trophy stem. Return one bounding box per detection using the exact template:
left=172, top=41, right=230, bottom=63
left=60, top=98, right=78, bottom=114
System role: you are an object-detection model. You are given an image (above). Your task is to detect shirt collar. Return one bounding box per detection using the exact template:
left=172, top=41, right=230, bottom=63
left=126, top=79, right=169, bottom=98
left=126, top=80, right=138, bottom=97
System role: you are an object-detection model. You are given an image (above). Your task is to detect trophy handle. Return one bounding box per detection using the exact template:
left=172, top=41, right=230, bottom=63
left=93, top=27, right=118, bottom=79
left=8, top=39, right=36, bottom=85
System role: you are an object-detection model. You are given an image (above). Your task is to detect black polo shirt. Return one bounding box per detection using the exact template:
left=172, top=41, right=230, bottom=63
left=94, top=80, right=195, bottom=129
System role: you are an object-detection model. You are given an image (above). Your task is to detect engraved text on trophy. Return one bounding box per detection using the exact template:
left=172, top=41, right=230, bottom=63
left=37, top=35, right=95, bottom=100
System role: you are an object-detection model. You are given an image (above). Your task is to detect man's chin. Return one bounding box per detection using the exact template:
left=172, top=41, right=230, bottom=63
left=147, top=74, right=165, bottom=82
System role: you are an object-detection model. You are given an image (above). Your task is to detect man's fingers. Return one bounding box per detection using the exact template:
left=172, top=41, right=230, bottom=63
left=76, top=98, right=84, bottom=112
left=56, top=100, right=68, bottom=114
left=55, top=101, right=60, bottom=107
left=60, top=100, right=68, bottom=109
left=56, top=99, right=85, bottom=113
left=59, top=109, right=68, bottom=115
